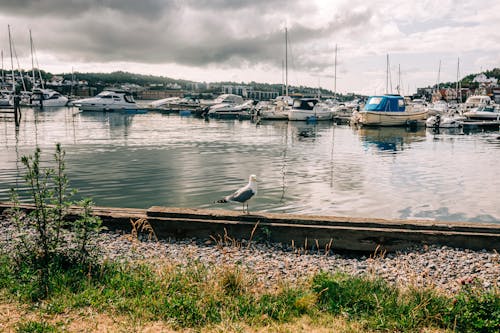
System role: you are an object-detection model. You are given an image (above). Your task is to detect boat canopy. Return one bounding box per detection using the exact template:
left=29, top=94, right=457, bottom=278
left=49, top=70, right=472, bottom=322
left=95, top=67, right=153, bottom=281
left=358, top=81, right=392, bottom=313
left=292, top=98, right=319, bottom=110
left=364, top=95, right=405, bottom=112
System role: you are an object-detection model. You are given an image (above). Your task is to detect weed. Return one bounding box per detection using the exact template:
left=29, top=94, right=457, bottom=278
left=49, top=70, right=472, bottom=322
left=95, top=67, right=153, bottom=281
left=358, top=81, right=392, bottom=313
left=16, top=321, right=58, bottom=333
left=129, top=218, right=158, bottom=242
left=4, top=144, right=102, bottom=299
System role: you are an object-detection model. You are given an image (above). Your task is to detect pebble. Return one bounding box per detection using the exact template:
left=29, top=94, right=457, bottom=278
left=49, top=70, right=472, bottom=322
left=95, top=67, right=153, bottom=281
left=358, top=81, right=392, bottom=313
left=0, top=217, right=498, bottom=295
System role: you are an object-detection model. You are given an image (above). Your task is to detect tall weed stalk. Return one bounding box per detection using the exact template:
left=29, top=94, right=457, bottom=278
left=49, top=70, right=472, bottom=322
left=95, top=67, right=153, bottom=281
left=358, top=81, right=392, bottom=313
left=5, top=144, right=102, bottom=299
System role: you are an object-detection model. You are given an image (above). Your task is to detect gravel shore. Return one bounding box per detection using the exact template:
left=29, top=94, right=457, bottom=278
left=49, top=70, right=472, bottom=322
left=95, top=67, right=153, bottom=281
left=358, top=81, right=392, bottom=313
left=98, top=230, right=499, bottom=295
left=1, top=216, right=499, bottom=295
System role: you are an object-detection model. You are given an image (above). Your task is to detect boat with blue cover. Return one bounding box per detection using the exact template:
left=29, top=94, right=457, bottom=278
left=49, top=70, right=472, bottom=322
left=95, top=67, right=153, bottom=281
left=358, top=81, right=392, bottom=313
left=352, top=94, right=427, bottom=126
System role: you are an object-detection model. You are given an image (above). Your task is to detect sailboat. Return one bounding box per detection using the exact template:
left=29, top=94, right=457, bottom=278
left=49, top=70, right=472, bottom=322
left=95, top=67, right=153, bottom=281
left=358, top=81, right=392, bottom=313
left=28, top=29, right=68, bottom=107
left=288, top=44, right=337, bottom=121
left=259, top=27, right=292, bottom=120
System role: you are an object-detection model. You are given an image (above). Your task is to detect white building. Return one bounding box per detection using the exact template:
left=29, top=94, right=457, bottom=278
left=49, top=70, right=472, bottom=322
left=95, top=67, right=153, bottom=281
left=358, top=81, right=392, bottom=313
left=472, top=73, right=498, bottom=86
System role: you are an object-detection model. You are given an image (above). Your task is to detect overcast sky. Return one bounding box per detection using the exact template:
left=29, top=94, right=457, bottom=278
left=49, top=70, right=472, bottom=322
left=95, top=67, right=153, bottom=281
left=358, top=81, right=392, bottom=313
left=1, top=0, right=499, bottom=95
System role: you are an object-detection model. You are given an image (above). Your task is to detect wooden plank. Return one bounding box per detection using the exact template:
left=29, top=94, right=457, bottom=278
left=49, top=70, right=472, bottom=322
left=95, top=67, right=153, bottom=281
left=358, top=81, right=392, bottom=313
left=2, top=202, right=499, bottom=252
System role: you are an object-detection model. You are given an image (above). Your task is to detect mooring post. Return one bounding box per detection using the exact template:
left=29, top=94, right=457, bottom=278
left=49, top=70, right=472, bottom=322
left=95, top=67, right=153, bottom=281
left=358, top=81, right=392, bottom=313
left=14, top=94, right=20, bottom=126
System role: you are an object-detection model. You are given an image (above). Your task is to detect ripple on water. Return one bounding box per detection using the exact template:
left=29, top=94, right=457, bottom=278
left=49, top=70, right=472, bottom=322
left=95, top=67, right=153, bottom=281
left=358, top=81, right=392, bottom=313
left=0, top=108, right=499, bottom=223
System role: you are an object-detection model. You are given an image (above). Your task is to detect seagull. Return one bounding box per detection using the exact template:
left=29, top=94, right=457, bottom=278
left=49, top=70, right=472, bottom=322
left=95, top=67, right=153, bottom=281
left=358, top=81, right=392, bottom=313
left=216, top=174, right=258, bottom=214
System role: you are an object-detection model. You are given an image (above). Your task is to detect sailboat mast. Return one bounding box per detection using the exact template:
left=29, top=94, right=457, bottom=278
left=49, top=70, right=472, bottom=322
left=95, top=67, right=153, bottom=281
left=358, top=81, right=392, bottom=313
left=1, top=50, right=4, bottom=84
left=8, top=25, right=15, bottom=94
left=285, top=27, right=288, bottom=97
left=436, top=60, right=441, bottom=91
left=456, top=57, right=461, bottom=102
left=398, top=64, right=401, bottom=95
left=386, top=54, right=389, bottom=95
left=334, top=44, right=337, bottom=98
left=281, top=59, right=284, bottom=96
left=30, top=29, right=35, bottom=88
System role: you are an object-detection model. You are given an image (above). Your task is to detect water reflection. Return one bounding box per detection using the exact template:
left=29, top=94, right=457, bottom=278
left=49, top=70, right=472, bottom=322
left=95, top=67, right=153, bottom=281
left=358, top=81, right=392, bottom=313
left=356, top=126, right=426, bottom=152
left=0, top=108, right=499, bottom=223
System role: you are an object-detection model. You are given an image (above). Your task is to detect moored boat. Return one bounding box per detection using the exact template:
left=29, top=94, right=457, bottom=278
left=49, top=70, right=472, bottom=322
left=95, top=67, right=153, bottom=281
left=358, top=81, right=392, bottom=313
left=463, top=105, right=500, bottom=120
left=207, top=99, right=254, bottom=119
left=31, top=88, right=69, bottom=107
left=288, top=98, right=333, bottom=121
left=72, top=89, right=139, bottom=111
left=352, top=95, right=427, bottom=126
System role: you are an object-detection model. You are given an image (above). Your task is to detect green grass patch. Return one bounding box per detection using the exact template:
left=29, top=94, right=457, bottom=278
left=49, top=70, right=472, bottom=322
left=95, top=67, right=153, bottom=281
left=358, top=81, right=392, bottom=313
left=16, top=320, right=59, bottom=333
left=312, top=272, right=499, bottom=332
left=0, top=256, right=498, bottom=332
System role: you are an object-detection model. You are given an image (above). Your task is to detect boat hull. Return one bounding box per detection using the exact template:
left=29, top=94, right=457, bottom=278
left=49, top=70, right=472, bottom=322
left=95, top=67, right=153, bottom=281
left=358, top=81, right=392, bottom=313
left=78, top=103, right=139, bottom=112
left=288, top=110, right=332, bottom=121
left=355, top=110, right=427, bottom=126
left=463, top=112, right=500, bottom=120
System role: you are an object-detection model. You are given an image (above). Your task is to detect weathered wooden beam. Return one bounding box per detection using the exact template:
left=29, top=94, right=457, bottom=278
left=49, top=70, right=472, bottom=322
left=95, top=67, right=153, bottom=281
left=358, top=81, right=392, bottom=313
left=1, top=202, right=499, bottom=253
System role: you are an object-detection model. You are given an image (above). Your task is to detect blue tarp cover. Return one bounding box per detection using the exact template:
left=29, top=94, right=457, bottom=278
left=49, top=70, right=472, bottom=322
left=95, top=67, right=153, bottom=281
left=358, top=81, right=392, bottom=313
left=364, top=95, right=405, bottom=112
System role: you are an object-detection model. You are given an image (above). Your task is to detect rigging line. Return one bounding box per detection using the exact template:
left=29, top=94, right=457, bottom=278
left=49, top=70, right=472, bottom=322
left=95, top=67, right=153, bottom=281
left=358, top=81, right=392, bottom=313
left=31, top=35, right=44, bottom=89
left=10, top=35, right=27, bottom=92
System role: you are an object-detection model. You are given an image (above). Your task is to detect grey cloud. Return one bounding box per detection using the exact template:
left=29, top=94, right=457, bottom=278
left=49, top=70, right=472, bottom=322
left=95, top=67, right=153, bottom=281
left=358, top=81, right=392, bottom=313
left=0, top=0, right=176, bottom=19
left=1, top=1, right=373, bottom=72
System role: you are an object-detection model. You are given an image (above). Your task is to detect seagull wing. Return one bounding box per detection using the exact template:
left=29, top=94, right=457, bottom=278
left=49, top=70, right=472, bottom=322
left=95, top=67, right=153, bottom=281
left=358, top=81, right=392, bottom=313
left=226, top=185, right=255, bottom=203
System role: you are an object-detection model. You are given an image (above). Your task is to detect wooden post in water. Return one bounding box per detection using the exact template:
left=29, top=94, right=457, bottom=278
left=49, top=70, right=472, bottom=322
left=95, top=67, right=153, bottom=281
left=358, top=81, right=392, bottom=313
left=13, top=94, right=20, bottom=127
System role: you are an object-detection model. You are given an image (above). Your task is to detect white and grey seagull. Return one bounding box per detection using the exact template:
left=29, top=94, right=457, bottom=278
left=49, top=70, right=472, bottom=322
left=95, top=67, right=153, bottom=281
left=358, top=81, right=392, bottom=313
left=216, top=174, right=258, bottom=214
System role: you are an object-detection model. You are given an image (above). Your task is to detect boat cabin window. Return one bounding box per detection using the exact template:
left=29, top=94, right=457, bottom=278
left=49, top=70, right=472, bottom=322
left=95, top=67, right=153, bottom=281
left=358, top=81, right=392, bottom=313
left=124, top=95, right=135, bottom=103
left=100, top=95, right=112, bottom=99
left=293, top=99, right=317, bottom=110
left=367, top=97, right=383, bottom=105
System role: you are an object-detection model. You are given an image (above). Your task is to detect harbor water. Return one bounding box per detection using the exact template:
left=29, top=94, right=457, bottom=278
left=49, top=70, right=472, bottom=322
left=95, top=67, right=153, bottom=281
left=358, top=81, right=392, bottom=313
left=1, top=107, right=499, bottom=224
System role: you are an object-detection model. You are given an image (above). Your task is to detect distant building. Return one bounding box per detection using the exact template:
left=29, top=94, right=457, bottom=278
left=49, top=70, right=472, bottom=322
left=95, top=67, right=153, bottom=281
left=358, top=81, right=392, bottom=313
left=472, top=73, right=498, bottom=86
left=222, top=85, right=251, bottom=97
left=137, top=89, right=183, bottom=100
left=247, top=90, right=279, bottom=101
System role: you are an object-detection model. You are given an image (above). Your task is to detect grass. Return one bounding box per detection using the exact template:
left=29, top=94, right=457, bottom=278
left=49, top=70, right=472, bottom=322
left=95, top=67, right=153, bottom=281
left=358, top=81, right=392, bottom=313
left=0, top=255, right=498, bottom=332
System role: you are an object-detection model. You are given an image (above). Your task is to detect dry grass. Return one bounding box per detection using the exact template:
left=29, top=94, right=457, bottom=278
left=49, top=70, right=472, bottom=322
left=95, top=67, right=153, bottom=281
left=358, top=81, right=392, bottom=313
left=0, top=299, right=402, bottom=333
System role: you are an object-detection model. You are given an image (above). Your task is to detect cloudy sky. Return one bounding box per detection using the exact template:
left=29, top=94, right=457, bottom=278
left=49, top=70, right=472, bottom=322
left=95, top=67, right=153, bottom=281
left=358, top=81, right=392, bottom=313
left=1, top=0, right=499, bottom=95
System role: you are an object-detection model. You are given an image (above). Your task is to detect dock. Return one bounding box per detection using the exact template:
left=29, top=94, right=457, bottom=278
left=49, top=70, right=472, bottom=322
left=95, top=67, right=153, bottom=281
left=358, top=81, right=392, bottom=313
left=1, top=202, right=499, bottom=253
left=461, top=119, right=500, bottom=130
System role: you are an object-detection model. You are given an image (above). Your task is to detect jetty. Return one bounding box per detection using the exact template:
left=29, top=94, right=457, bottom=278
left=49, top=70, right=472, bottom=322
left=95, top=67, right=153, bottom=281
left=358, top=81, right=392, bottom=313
left=1, top=202, right=499, bottom=253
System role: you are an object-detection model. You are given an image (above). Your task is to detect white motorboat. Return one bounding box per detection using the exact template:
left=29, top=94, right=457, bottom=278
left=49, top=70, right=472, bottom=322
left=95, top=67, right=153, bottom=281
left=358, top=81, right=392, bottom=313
left=72, top=89, right=139, bottom=111
left=31, top=88, right=69, bottom=107
left=425, top=112, right=465, bottom=128
left=0, top=90, right=12, bottom=108
left=150, top=96, right=200, bottom=110
left=200, top=94, right=244, bottom=108
left=460, top=95, right=493, bottom=113
left=409, top=98, right=428, bottom=111
left=426, top=100, right=449, bottom=115
left=288, top=98, right=333, bottom=121
left=259, top=96, right=293, bottom=120
left=207, top=99, right=254, bottom=119
left=352, top=95, right=427, bottom=126
left=463, top=105, right=500, bottom=120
